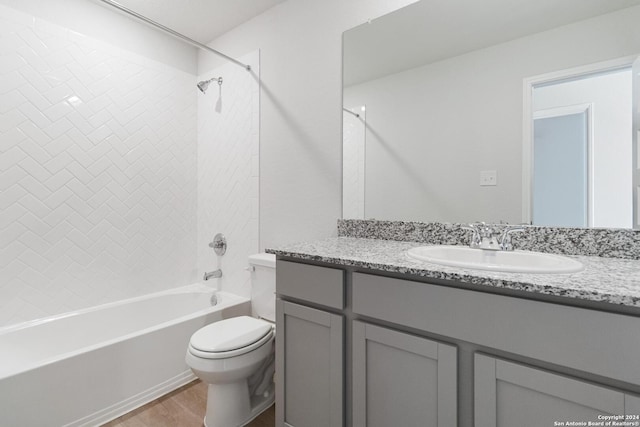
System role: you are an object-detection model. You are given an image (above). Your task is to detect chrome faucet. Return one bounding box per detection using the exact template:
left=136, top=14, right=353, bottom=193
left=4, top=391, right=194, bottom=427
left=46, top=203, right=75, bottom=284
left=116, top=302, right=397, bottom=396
left=203, top=269, right=223, bottom=281
left=461, top=223, right=482, bottom=248
left=498, top=225, right=526, bottom=251
left=461, top=223, right=525, bottom=251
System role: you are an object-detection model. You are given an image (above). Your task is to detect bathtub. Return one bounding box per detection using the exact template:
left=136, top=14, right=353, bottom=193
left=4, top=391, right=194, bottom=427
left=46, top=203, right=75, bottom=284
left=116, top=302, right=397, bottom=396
left=0, top=284, right=250, bottom=427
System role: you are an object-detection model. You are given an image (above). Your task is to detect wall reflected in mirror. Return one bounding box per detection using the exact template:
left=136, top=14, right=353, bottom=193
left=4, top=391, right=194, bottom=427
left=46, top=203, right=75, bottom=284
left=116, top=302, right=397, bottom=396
left=343, top=105, right=366, bottom=219
left=342, top=0, right=640, bottom=228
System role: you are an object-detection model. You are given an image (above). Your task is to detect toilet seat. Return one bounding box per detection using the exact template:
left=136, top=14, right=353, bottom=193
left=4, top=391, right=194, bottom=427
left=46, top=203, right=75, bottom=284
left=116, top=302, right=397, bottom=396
left=188, top=316, right=274, bottom=360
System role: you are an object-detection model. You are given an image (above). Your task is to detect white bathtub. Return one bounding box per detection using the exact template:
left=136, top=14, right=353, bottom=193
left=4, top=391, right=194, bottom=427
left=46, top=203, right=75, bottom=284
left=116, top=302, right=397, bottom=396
left=0, top=284, right=250, bottom=427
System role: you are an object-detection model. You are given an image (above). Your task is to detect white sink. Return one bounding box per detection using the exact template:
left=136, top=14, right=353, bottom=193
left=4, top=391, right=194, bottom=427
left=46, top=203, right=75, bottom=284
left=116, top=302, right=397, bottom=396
left=406, top=245, right=584, bottom=274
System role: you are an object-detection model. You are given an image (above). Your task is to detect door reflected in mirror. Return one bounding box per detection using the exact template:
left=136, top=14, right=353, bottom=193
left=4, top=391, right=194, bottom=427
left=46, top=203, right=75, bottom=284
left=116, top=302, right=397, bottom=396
left=527, top=66, right=632, bottom=229
left=533, top=110, right=590, bottom=227
left=342, top=0, right=640, bottom=228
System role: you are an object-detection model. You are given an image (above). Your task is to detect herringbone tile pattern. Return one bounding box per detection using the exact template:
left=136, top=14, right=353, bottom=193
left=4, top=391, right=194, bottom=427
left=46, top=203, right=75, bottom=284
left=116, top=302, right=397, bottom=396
left=0, top=5, right=198, bottom=327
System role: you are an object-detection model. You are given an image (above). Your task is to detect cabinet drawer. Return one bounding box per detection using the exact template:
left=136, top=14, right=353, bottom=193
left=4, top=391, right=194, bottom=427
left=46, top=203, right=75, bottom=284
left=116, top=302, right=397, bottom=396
left=353, top=272, right=640, bottom=386
left=276, top=260, right=345, bottom=309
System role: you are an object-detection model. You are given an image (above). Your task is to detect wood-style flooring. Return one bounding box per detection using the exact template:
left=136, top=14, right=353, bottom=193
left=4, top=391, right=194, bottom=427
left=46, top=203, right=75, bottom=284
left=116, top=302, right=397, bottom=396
left=102, top=380, right=275, bottom=427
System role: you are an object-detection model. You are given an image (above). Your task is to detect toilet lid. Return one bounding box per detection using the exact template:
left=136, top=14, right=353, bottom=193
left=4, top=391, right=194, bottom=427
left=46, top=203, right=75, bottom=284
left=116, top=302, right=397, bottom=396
left=190, top=316, right=272, bottom=353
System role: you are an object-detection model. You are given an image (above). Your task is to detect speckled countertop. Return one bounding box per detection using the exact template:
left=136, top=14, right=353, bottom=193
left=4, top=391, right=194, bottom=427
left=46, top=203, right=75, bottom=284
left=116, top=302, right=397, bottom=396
left=267, top=237, right=640, bottom=310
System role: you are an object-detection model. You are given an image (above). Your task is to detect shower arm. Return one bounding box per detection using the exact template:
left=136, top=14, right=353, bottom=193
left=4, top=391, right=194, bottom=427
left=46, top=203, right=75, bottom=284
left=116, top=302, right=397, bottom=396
left=197, top=77, right=223, bottom=93
left=343, top=108, right=360, bottom=118
left=95, top=0, right=251, bottom=72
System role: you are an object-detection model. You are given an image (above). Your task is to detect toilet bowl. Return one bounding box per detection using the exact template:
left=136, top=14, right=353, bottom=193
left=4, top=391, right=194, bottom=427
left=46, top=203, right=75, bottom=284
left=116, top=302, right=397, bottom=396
left=186, top=253, right=276, bottom=427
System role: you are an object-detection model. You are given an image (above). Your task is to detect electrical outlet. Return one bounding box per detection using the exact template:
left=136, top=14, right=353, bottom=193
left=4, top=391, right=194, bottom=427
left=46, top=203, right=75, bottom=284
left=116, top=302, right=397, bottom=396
left=480, top=170, right=497, bottom=186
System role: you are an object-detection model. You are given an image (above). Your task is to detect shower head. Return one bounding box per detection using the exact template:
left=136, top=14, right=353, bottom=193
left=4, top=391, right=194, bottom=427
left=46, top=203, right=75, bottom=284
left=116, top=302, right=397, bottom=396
left=197, top=80, right=209, bottom=93
left=197, top=77, right=223, bottom=93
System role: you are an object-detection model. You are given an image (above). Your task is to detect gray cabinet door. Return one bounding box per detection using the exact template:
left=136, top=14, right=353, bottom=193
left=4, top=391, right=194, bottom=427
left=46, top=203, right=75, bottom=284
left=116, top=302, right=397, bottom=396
left=276, top=300, right=344, bottom=427
left=626, top=394, right=640, bottom=418
left=475, top=354, right=628, bottom=427
left=352, top=321, right=457, bottom=427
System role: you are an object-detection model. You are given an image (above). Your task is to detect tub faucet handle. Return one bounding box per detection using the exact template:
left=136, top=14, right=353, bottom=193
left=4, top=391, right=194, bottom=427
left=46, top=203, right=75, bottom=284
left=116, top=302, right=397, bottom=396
left=208, top=233, right=227, bottom=256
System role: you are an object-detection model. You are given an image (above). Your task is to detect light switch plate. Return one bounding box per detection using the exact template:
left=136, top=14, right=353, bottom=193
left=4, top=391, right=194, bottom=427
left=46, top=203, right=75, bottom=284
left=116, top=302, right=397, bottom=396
left=480, top=170, right=497, bottom=186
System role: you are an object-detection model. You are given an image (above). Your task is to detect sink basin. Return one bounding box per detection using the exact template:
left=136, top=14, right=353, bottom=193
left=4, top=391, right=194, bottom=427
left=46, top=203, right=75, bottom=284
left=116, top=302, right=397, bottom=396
left=406, top=245, right=583, bottom=274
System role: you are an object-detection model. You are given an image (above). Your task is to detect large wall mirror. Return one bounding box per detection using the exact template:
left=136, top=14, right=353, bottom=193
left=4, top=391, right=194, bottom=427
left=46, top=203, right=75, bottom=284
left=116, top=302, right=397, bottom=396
left=342, top=0, right=640, bottom=229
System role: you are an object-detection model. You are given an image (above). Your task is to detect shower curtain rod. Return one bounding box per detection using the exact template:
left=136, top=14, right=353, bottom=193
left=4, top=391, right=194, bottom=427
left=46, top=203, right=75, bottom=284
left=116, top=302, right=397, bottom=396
left=342, top=108, right=360, bottom=118
left=96, top=0, right=251, bottom=71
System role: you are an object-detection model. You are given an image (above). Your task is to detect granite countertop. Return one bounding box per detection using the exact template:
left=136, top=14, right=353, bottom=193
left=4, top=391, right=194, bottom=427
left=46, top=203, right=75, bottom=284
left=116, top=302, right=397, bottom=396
left=267, top=237, right=640, bottom=310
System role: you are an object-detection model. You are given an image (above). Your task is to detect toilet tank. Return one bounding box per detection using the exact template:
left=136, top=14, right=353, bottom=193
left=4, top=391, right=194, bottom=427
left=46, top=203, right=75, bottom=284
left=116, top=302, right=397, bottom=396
left=248, top=253, right=276, bottom=322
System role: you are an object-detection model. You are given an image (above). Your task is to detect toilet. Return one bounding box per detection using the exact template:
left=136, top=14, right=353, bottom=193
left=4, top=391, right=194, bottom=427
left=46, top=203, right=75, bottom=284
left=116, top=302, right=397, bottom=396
left=186, top=253, right=276, bottom=427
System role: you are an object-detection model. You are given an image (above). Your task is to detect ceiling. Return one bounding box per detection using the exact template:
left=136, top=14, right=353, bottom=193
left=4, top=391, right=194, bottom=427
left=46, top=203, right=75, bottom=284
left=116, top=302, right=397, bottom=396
left=103, top=0, right=284, bottom=43
left=343, top=0, right=640, bottom=86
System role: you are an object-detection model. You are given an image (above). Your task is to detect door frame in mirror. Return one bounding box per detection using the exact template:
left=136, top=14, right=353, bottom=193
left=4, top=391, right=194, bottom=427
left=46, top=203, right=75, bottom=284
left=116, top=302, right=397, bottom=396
left=521, top=55, right=637, bottom=226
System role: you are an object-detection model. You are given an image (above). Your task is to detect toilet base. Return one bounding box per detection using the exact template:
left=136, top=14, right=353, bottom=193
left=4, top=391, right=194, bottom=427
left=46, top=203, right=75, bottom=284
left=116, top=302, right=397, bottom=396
left=241, top=384, right=276, bottom=427
left=203, top=380, right=275, bottom=427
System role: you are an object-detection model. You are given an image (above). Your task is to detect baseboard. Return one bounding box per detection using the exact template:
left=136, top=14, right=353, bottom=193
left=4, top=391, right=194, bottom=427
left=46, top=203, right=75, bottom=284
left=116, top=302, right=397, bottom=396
left=65, top=370, right=197, bottom=427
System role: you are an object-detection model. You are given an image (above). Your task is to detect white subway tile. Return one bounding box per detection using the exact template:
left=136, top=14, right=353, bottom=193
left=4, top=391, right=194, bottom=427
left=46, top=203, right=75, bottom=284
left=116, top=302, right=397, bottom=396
left=18, top=102, right=52, bottom=129
left=43, top=151, right=73, bottom=174
left=42, top=100, right=73, bottom=122
left=15, top=175, right=51, bottom=200
left=0, top=203, right=28, bottom=225
left=42, top=116, right=73, bottom=139
left=0, top=165, right=28, bottom=191
left=16, top=194, right=49, bottom=218
left=0, top=146, right=27, bottom=171
left=0, top=89, right=27, bottom=114
left=0, top=70, right=27, bottom=95
left=0, top=5, right=198, bottom=326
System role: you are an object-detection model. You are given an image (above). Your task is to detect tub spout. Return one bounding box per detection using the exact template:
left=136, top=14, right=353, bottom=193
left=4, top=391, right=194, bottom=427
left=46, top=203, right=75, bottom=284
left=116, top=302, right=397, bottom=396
left=203, top=269, right=222, bottom=281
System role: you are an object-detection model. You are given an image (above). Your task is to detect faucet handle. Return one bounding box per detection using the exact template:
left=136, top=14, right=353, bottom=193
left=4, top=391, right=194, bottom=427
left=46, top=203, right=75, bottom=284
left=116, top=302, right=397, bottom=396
left=461, top=223, right=481, bottom=248
left=502, top=225, right=526, bottom=236
left=462, top=222, right=487, bottom=231
left=208, top=233, right=227, bottom=256
left=499, top=226, right=526, bottom=251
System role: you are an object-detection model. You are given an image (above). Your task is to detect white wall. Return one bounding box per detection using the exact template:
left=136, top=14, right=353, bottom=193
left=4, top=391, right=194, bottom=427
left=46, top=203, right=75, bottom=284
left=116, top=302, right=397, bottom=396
left=343, top=5, right=640, bottom=224
left=197, top=51, right=260, bottom=299
left=0, top=3, right=198, bottom=326
left=198, top=0, right=418, bottom=249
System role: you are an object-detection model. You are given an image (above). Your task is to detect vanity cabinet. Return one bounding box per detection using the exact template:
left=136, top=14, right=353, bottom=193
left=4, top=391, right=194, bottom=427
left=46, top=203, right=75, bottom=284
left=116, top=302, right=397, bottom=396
left=275, top=261, right=345, bottom=427
left=352, top=321, right=457, bottom=427
left=275, top=259, right=640, bottom=427
left=352, top=272, right=640, bottom=386
left=475, top=354, right=632, bottom=427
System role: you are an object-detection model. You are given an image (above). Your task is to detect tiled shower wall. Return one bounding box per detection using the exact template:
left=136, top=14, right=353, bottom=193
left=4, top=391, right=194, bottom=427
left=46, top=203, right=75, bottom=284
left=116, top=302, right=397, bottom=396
left=0, top=5, right=198, bottom=326
left=197, top=52, right=260, bottom=300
